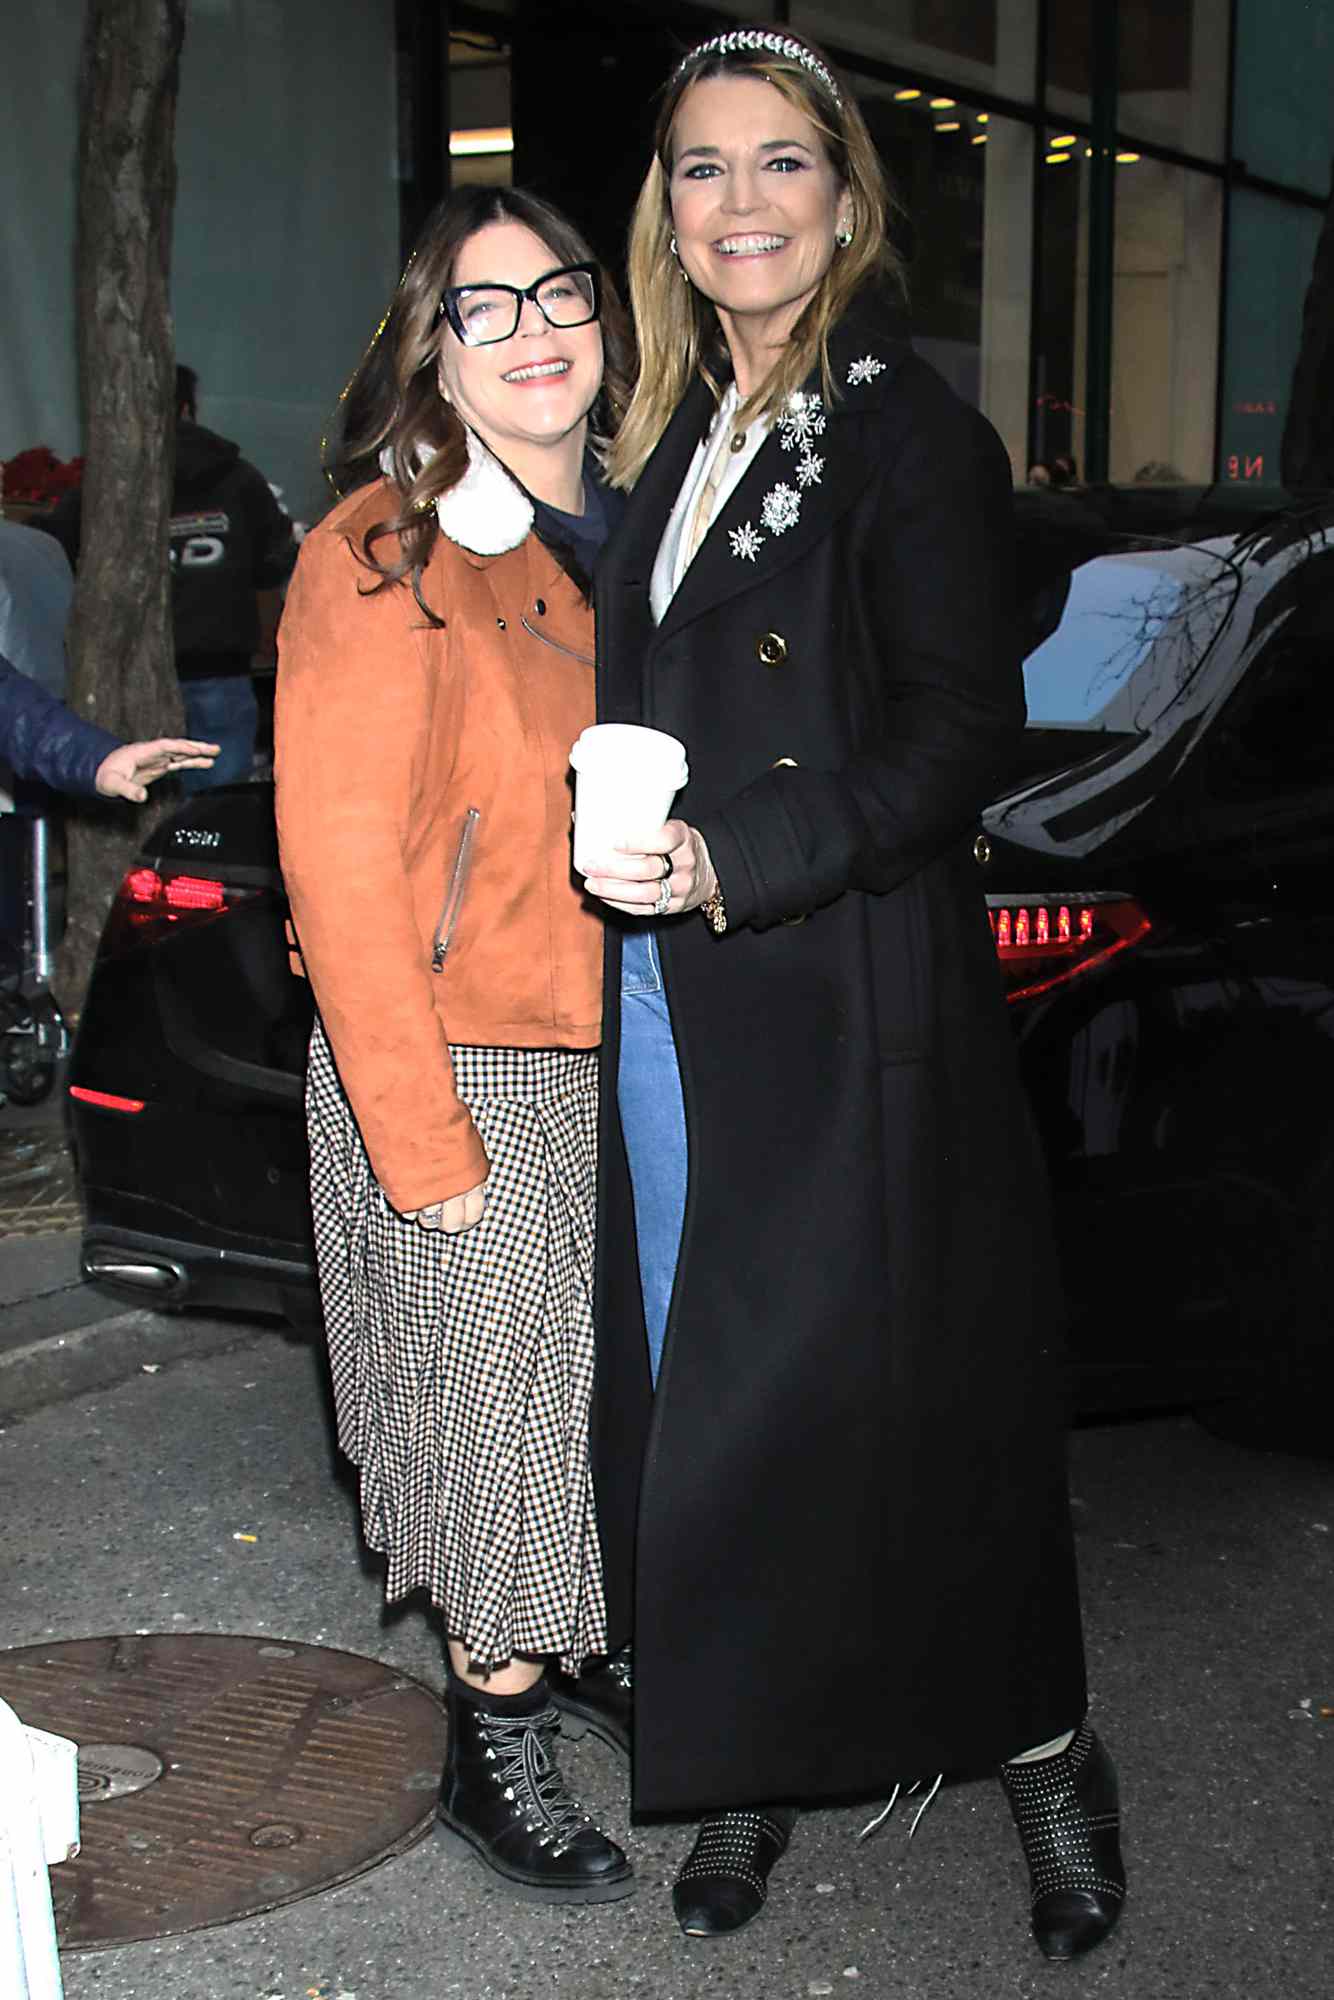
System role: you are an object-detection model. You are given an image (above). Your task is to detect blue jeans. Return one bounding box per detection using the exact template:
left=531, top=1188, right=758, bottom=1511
left=617, top=928, right=688, bottom=1385
left=180, top=675, right=257, bottom=793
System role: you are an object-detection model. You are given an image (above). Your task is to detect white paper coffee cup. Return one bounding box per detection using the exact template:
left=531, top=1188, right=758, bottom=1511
left=570, top=724, right=689, bottom=874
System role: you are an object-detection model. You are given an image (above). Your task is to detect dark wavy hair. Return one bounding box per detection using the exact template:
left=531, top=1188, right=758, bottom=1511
left=325, top=185, right=634, bottom=620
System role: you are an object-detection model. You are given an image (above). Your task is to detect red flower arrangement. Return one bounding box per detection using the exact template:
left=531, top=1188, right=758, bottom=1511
left=2, top=446, right=85, bottom=506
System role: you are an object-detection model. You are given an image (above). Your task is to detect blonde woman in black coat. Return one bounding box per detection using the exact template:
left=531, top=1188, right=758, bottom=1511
left=578, top=23, right=1126, bottom=1956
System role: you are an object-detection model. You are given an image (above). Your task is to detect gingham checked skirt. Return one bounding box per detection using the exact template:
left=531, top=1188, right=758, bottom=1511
left=305, top=1019, right=606, bottom=1674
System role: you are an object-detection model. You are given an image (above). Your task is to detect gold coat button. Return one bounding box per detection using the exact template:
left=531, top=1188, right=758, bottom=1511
left=757, top=631, right=787, bottom=667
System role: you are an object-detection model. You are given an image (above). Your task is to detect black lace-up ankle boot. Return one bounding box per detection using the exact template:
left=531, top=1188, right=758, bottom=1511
left=998, top=1723, right=1125, bottom=1959
left=549, top=1646, right=633, bottom=1759
left=436, top=1680, right=634, bottom=1903
left=672, top=1805, right=798, bottom=1937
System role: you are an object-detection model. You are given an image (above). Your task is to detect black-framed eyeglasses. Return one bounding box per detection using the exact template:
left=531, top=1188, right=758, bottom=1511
left=439, top=263, right=602, bottom=347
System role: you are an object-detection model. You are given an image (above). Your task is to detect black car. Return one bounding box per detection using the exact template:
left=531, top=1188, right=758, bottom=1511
left=68, top=486, right=1334, bottom=1446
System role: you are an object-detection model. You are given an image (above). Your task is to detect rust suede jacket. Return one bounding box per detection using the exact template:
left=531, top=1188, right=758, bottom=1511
left=274, top=468, right=601, bottom=1213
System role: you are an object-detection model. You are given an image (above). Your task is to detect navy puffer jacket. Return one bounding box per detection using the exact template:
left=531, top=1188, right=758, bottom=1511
left=1, top=656, right=120, bottom=796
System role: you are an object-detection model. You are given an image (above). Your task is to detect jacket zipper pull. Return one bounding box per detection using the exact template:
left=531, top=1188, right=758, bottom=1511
left=432, top=807, right=480, bottom=972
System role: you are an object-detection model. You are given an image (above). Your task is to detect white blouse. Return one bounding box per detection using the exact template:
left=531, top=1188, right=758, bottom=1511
left=649, top=385, right=772, bottom=624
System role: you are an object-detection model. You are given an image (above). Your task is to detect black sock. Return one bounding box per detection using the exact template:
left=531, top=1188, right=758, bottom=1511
left=448, top=1668, right=548, bottom=1716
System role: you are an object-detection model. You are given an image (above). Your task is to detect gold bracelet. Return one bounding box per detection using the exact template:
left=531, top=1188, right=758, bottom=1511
left=699, top=881, right=727, bottom=935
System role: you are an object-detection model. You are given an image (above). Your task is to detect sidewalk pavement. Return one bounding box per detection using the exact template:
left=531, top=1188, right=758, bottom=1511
left=1, top=1064, right=257, bottom=1421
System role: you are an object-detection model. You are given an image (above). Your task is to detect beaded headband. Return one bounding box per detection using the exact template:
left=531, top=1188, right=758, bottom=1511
left=673, top=29, right=843, bottom=107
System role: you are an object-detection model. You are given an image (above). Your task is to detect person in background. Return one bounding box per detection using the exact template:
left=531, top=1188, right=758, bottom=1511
left=0, top=518, right=74, bottom=697
left=581, top=23, right=1126, bottom=1957
left=43, top=366, right=298, bottom=792
left=275, top=187, right=636, bottom=1908
left=1, top=655, right=217, bottom=801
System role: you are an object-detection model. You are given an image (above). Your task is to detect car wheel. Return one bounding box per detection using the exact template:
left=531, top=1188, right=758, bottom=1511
left=3, top=1050, right=57, bottom=1106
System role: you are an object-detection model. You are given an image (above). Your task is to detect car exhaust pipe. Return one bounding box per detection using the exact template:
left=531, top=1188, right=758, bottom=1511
left=80, top=1249, right=190, bottom=1303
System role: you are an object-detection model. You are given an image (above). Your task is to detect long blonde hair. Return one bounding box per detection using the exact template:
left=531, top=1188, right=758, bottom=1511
left=607, top=30, right=901, bottom=491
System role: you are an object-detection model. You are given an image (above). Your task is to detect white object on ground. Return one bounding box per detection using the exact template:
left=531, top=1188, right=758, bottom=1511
left=0, top=1696, right=80, bottom=1999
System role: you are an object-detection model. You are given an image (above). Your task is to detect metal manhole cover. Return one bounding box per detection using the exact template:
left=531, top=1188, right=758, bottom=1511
left=0, top=1633, right=446, bottom=1950
left=77, top=1743, right=165, bottom=1799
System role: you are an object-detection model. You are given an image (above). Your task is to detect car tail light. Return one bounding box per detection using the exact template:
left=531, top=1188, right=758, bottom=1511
left=103, top=865, right=256, bottom=952
left=68, top=1085, right=145, bottom=1114
left=987, top=893, right=1150, bottom=1003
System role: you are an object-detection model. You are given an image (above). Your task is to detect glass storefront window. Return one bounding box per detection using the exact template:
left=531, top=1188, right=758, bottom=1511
left=796, top=1, right=1036, bottom=101
left=1234, top=0, right=1334, bottom=196
left=1031, top=139, right=1087, bottom=484
left=1110, top=159, right=1221, bottom=483
left=1033, top=145, right=1221, bottom=486
left=858, top=80, right=1033, bottom=477
left=449, top=29, right=512, bottom=188
left=1046, top=0, right=1229, bottom=160
left=1219, top=191, right=1323, bottom=486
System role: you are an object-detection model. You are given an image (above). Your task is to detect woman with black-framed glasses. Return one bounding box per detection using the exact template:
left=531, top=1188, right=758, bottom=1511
left=275, top=187, right=638, bottom=1905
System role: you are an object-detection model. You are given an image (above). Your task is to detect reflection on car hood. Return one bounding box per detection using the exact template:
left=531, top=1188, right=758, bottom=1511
left=1022, top=542, right=1237, bottom=732
left=989, top=520, right=1334, bottom=859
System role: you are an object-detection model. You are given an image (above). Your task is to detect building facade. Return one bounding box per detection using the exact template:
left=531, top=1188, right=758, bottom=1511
left=443, top=0, right=1334, bottom=494
left=3, top=1, right=1331, bottom=522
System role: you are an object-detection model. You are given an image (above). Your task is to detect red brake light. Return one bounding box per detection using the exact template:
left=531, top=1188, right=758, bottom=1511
left=69, top=1085, right=145, bottom=1114
left=163, top=874, right=226, bottom=911
left=988, top=894, right=1150, bottom=1003
left=124, top=866, right=163, bottom=903
left=103, top=863, right=248, bottom=954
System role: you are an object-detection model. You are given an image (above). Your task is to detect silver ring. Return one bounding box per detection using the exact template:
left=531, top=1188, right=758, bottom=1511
left=652, top=878, right=672, bottom=917
left=658, top=852, right=673, bottom=879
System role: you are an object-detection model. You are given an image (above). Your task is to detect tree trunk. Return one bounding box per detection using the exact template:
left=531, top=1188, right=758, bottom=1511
left=1281, top=180, right=1334, bottom=491
left=58, top=0, right=185, bottom=1010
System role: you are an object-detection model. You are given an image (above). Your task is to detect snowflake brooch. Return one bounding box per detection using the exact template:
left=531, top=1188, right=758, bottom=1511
left=726, top=393, right=830, bottom=564
left=847, top=354, right=886, bottom=387
left=761, top=483, right=801, bottom=536
left=778, top=392, right=827, bottom=451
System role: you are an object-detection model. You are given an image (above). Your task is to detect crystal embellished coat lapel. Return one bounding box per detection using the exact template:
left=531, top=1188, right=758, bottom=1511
left=651, top=334, right=909, bottom=645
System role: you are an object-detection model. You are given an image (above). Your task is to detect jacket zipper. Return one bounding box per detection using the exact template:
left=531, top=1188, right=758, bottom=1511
left=431, top=808, right=480, bottom=972
left=520, top=613, right=594, bottom=667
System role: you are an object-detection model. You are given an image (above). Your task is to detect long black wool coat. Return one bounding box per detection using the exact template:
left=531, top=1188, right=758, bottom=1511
left=592, top=298, right=1088, bottom=1816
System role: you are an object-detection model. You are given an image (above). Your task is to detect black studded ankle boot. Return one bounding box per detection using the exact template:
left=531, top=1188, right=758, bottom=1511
left=436, top=1679, right=634, bottom=1904
left=549, top=1646, right=633, bottom=1759
left=998, top=1723, right=1126, bottom=1960
left=672, top=1805, right=798, bottom=1937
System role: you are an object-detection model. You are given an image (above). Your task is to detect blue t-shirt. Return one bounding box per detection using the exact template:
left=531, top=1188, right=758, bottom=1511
left=531, top=466, right=622, bottom=580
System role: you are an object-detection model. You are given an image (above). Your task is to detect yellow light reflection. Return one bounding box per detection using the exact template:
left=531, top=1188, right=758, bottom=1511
left=450, top=127, right=514, bottom=156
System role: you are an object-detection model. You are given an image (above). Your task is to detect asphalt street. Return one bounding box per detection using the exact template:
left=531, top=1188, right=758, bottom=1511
left=1, top=1286, right=1331, bottom=2000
